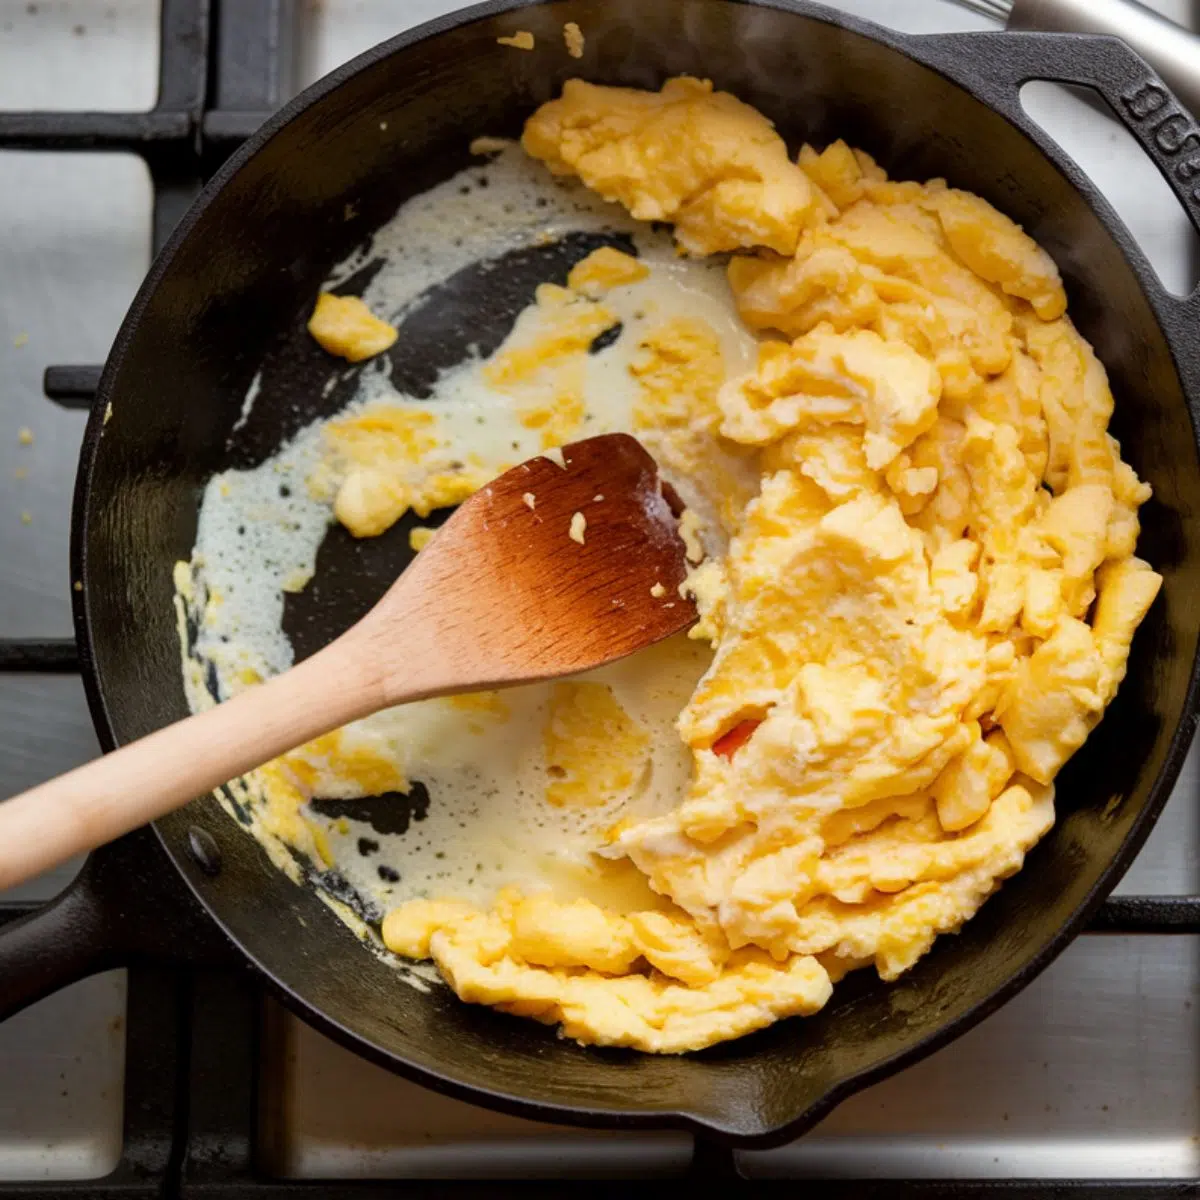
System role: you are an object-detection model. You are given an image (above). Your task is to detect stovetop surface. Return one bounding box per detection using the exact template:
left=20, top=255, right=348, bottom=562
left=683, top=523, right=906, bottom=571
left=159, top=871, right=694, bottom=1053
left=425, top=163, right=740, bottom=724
left=0, top=0, right=1197, bottom=1188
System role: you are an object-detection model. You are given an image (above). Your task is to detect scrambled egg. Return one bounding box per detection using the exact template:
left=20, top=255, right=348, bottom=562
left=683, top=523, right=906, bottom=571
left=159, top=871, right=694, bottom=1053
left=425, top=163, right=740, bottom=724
left=408, top=526, right=436, bottom=553
left=318, top=404, right=492, bottom=538
left=496, top=31, right=535, bottom=50
left=311, top=253, right=665, bottom=541
left=522, top=77, right=826, bottom=256
left=566, top=244, right=648, bottom=296
left=543, top=682, right=649, bottom=808
left=268, top=82, right=1158, bottom=1052
left=307, top=293, right=398, bottom=362
left=563, top=21, right=585, bottom=59
left=381, top=890, right=831, bottom=1052
left=371, top=79, right=1159, bottom=1053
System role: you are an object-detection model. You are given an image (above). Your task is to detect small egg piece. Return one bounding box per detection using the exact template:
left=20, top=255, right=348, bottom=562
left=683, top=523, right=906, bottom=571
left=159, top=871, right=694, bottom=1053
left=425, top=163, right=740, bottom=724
left=563, top=21, right=584, bottom=58
left=567, top=246, right=648, bottom=298
left=408, top=526, right=435, bottom=553
left=307, top=293, right=398, bottom=362
left=497, top=30, right=534, bottom=49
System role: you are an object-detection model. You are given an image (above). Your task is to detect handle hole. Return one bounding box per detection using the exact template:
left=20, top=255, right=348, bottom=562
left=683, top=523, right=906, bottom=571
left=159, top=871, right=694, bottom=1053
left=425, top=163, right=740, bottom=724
left=1020, top=80, right=1200, bottom=298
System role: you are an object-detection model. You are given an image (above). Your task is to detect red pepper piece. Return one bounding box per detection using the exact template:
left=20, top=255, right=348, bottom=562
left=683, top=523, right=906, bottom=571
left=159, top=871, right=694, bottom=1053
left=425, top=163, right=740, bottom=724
left=712, top=718, right=762, bottom=760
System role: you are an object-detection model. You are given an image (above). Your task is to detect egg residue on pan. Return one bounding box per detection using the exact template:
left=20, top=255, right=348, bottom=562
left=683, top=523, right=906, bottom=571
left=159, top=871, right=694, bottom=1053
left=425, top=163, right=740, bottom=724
left=176, top=78, right=1160, bottom=1053
left=175, top=137, right=750, bottom=975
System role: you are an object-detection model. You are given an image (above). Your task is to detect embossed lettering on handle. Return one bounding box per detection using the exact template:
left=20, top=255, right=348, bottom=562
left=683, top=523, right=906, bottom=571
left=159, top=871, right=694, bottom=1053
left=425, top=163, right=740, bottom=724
left=1120, top=79, right=1200, bottom=212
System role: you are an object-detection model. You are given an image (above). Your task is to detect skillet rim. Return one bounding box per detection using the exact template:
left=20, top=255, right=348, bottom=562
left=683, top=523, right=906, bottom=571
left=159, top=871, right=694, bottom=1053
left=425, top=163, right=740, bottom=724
left=68, top=0, right=1200, bottom=1147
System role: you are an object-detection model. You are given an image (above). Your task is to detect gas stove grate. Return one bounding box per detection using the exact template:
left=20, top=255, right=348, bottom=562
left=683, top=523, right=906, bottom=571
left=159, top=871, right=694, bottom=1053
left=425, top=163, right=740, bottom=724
left=0, top=1, right=1196, bottom=1192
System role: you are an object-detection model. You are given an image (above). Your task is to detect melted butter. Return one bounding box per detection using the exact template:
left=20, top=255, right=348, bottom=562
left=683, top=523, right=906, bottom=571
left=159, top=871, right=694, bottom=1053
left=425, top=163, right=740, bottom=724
left=309, top=632, right=710, bottom=910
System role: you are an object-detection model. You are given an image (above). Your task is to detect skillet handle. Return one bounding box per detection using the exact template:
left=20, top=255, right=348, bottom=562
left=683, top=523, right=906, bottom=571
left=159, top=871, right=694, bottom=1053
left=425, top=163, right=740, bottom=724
left=0, top=865, right=115, bottom=1020
left=0, top=829, right=238, bottom=1022
left=909, top=29, right=1200, bottom=317
left=1008, top=0, right=1200, bottom=122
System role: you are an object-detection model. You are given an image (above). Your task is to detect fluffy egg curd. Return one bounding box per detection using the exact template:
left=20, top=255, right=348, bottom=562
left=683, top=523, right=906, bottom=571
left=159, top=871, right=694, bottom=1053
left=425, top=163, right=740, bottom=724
left=176, top=77, right=1160, bottom=1055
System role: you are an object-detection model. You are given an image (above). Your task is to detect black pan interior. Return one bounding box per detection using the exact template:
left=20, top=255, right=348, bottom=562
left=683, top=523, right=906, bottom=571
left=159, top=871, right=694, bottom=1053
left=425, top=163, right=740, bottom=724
left=75, top=0, right=1200, bottom=1143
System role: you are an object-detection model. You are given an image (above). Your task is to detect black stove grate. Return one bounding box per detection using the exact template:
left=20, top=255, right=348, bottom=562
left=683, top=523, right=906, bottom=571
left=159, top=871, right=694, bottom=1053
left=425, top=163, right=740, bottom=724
left=0, top=0, right=1197, bottom=1192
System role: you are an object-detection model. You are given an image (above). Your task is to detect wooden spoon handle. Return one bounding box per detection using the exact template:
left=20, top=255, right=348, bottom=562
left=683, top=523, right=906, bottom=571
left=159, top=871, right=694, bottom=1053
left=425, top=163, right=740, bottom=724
left=0, top=637, right=385, bottom=893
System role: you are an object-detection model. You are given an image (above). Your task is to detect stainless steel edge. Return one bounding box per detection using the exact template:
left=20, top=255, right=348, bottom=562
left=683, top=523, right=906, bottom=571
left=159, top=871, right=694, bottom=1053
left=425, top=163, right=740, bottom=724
left=1010, top=0, right=1200, bottom=117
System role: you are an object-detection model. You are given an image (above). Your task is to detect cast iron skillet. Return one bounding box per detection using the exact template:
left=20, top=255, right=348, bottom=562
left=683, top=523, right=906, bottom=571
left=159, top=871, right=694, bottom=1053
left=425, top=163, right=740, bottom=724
left=2, top=0, right=1200, bottom=1148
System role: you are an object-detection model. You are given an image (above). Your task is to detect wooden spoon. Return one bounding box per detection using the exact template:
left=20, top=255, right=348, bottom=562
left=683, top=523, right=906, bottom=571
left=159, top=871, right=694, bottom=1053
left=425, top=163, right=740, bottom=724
left=0, top=433, right=696, bottom=891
